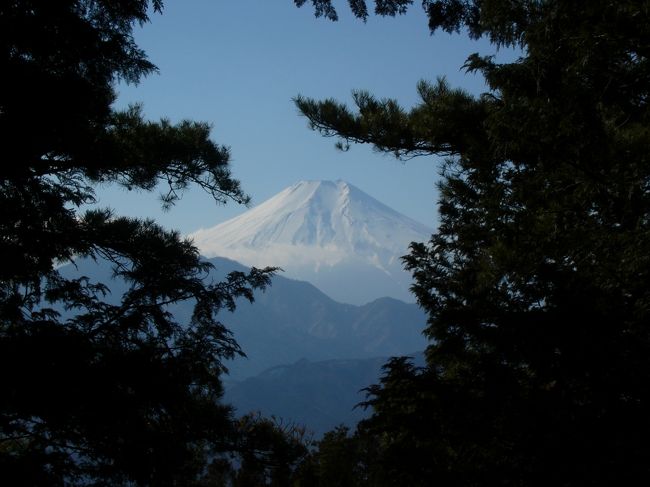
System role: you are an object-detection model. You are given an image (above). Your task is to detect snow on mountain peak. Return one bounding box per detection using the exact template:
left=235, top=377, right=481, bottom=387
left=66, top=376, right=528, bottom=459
left=189, top=180, right=433, bottom=304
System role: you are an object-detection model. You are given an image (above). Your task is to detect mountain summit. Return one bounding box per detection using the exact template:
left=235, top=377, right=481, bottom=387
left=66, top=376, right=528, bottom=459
left=190, top=180, right=432, bottom=304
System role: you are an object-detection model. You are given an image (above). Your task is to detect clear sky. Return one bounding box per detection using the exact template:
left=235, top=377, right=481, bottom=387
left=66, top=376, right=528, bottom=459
left=97, top=0, right=505, bottom=235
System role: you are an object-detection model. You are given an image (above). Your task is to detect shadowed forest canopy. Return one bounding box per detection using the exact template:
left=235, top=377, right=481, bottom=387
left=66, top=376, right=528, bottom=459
left=0, top=1, right=275, bottom=485
left=295, top=0, right=650, bottom=485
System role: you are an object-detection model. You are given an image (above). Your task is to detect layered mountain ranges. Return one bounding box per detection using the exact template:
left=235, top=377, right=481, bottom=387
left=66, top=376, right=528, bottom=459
left=223, top=353, right=426, bottom=436
left=58, top=180, right=432, bottom=433
left=59, top=256, right=427, bottom=381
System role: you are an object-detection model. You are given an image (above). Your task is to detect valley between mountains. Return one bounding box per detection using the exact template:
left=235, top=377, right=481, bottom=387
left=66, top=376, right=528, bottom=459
left=62, top=180, right=432, bottom=434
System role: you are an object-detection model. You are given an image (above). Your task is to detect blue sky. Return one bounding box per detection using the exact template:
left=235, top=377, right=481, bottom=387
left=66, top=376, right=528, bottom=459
left=98, top=0, right=505, bottom=235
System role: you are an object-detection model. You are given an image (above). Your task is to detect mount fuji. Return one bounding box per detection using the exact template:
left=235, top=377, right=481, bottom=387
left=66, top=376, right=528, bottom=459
left=190, top=180, right=433, bottom=304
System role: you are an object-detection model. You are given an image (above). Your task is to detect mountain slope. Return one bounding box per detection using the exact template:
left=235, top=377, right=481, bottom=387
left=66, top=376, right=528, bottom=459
left=190, top=180, right=433, bottom=304
left=224, top=353, right=427, bottom=436
left=203, top=257, right=427, bottom=379
left=224, top=357, right=386, bottom=436
left=58, top=256, right=428, bottom=380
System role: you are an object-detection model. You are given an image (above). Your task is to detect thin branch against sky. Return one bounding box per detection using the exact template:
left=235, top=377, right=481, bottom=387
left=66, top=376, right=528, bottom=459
left=98, top=0, right=511, bottom=235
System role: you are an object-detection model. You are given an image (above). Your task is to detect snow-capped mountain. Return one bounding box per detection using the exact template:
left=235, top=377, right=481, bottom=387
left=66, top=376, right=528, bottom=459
left=190, top=180, right=433, bottom=304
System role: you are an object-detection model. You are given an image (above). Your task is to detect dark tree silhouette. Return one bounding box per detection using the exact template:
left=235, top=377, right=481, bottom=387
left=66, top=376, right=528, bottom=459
left=296, top=1, right=650, bottom=485
left=0, top=1, right=274, bottom=485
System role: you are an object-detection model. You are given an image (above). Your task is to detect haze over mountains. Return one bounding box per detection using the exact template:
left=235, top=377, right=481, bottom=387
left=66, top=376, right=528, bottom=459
left=58, top=181, right=432, bottom=434
left=58, top=255, right=428, bottom=434
left=190, top=180, right=433, bottom=305
left=58, top=256, right=428, bottom=380
left=207, top=258, right=427, bottom=379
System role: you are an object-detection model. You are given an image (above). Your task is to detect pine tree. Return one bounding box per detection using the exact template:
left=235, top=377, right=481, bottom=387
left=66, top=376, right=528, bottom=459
left=296, top=1, right=650, bottom=484
left=0, top=2, right=274, bottom=485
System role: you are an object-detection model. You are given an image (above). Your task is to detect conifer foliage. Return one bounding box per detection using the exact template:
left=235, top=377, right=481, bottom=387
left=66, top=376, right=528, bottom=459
left=297, top=0, right=650, bottom=484
left=0, top=1, right=274, bottom=485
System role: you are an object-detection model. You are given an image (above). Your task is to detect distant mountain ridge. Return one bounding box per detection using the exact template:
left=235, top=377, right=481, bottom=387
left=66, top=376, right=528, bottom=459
left=58, top=256, right=428, bottom=380
left=224, top=356, right=387, bottom=436
left=190, top=180, right=433, bottom=304
left=224, top=352, right=427, bottom=436
left=198, top=257, right=428, bottom=379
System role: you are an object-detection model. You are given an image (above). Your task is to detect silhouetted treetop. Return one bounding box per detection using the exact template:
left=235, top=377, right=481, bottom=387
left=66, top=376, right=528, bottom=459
left=295, top=0, right=560, bottom=47
left=1, top=1, right=274, bottom=484
left=294, top=0, right=650, bottom=484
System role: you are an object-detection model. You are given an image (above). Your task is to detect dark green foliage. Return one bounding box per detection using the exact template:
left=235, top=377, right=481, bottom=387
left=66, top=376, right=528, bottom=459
left=230, top=413, right=312, bottom=487
left=1, top=1, right=274, bottom=485
left=296, top=0, right=650, bottom=485
left=290, top=424, right=389, bottom=487
left=308, top=425, right=379, bottom=487
left=294, top=0, right=412, bottom=21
